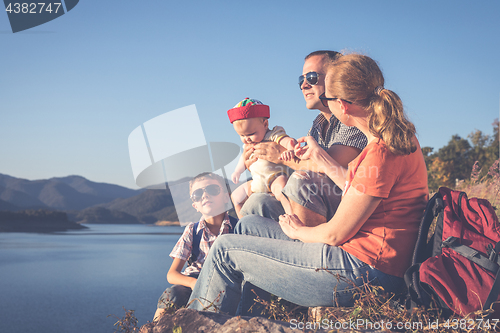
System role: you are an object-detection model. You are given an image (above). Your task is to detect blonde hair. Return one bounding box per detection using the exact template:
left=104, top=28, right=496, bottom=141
left=326, top=54, right=416, bottom=155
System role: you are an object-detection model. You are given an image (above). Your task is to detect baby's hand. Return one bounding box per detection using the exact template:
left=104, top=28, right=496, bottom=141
left=231, top=171, right=241, bottom=184
left=279, top=149, right=295, bottom=161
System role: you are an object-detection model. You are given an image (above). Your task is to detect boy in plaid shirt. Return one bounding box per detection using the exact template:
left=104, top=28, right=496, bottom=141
left=153, top=172, right=236, bottom=321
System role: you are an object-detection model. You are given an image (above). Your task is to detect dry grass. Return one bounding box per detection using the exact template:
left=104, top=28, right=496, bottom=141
left=115, top=160, right=500, bottom=332
left=252, top=159, right=500, bottom=332
left=456, top=160, right=500, bottom=219
left=108, top=308, right=140, bottom=333
left=253, top=283, right=497, bottom=332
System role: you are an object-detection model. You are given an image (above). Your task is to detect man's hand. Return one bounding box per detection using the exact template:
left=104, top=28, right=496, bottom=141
left=243, top=143, right=258, bottom=170
left=252, top=141, right=286, bottom=164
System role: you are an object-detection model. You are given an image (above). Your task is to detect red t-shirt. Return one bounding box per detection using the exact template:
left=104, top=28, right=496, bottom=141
left=340, top=138, right=429, bottom=277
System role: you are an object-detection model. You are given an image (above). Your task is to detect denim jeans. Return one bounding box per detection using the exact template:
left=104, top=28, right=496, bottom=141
left=239, top=171, right=342, bottom=222
left=283, top=170, right=341, bottom=219
left=239, top=193, right=284, bottom=222
left=187, top=215, right=406, bottom=314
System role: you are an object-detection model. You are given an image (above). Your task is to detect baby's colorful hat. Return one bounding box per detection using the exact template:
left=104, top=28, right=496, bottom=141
left=227, top=98, right=270, bottom=123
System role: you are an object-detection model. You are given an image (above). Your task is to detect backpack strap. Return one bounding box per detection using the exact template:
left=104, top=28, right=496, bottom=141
left=404, top=263, right=424, bottom=308
left=484, top=265, right=500, bottom=312
left=414, top=192, right=444, bottom=263
left=443, top=237, right=500, bottom=273
left=188, top=222, right=202, bottom=266
left=187, top=216, right=238, bottom=266
left=229, top=215, right=238, bottom=231
left=444, top=238, right=500, bottom=314
left=488, top=241, right=500, bottom=262
left=404, top=192, right=444, bottom=312
left=484, top=241, right=500, bottom=313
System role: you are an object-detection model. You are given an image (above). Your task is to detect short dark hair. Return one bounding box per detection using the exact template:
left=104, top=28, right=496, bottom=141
left=305, top=50, right=342, bottom=62
left=189, top=172, right=226, bottom=193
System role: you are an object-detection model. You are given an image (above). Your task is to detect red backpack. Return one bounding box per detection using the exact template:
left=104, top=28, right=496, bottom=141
left=405, top=187, right=500, bottom=317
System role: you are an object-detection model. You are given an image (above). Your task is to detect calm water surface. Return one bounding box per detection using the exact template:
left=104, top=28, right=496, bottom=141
left=0, top=224, right=184, bottom=333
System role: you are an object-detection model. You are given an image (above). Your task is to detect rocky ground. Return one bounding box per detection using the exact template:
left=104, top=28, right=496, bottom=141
left=139, top=308, right=382, bottom=333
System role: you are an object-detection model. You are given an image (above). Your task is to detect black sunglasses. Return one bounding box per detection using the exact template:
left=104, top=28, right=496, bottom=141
left=319, top=93, right=353, bottom=108
left=298, top=71, right=322, bottom=88
left=191, top=184, right=222, bottom=202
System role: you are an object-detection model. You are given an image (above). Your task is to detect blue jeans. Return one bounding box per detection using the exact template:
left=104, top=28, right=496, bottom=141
left=283, top=171, right=341, bottom=219
left=239, top=193, right=284, bottom=222
left=239, top=171, right=342, bottom=221
left=187, top=216, right=406, bottom=314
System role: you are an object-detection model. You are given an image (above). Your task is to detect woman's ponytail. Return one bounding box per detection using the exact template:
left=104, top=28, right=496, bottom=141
left=370, top=87, right=416, bottom=155
left=327, top=54, right=417, bottom=155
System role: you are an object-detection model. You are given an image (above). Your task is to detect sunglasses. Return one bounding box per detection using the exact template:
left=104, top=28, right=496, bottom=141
left=191, top=184, right=222, bottom=202
left=319, top=93, right=353, bottom=108
left=298, top=71, right=322, bottom=88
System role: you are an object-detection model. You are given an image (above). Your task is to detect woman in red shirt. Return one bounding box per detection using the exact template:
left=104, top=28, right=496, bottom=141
left=188, top=53, right=428, bottom=315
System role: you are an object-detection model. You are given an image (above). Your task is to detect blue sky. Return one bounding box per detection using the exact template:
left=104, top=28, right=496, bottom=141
left=1, top=0, right=499, bottom=189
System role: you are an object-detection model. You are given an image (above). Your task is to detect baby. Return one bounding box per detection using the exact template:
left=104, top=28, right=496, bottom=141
left=228, top=98, right=297, bottom=217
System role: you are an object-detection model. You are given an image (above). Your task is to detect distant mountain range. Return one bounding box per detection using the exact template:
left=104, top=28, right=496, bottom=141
left=0, top=174, right=203, bottom=224
left=0, top=210, right=88, bottom=232
left=0, top=174, right=140, bottom=210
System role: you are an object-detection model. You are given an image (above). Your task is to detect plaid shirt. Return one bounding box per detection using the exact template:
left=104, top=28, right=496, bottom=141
left=169, top=212, right=233, bottom=275
left=307, top=113, right=367, bottom=151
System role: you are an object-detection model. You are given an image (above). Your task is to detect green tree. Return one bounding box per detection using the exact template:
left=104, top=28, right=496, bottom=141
left=427, top=156, right=453, bottom=190
left=423, top=119, right=499, bottom=191
left=488, top=118, right=499, bottom=165
left=466, top=119, right=499, bottom=180
left=435, top=135, right=473, bottom=187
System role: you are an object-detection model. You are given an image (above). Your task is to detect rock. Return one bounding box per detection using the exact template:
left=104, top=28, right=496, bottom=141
left=139, top=308, right=384, bottom=333
left=140, top=308, right=299, bottom=333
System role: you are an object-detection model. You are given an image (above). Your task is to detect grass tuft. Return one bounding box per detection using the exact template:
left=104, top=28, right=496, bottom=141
left=108, top=307, right=139, bottom=333
left=457, top=159, right=500, bottom=218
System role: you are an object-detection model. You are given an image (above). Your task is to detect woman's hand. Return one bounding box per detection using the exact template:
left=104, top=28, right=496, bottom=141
left=294, top=136, right=321, bottom=161
left=279, top=214, right=305, bottom=239
left=293, top=136, right=329, bottom=174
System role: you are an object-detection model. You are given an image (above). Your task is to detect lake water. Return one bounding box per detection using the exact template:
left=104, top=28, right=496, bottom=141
left=0, top=224, right=184, bottom=333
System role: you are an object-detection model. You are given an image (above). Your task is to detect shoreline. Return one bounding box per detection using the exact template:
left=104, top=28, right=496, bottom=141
left=154, top=220, right=181, bottom=226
